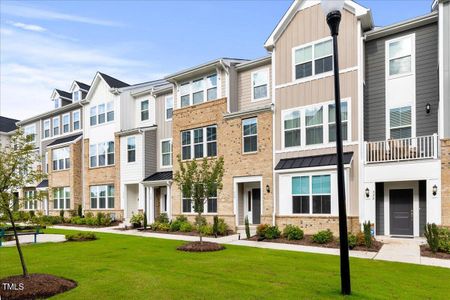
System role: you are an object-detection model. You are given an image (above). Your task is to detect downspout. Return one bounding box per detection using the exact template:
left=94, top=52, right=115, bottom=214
left=271, top=48, right=277, bottom=226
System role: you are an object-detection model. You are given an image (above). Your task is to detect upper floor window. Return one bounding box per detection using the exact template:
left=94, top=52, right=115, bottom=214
left=127, top=137, right=136, bottom=163
left=294, top=39, right=333, bottom=80
left=141, top=100, right=149, bottom=121
left=284, top=111, right=301, bottom=147
left=43, top=119, right=51, bottom=138
left=72, top=90, right=82, bottom=102
left=388, top=35, right=413, bottom=77
left=53, top=98, right=61, bottom=109
left=328, top=102, right=348, bottom=142
left=305, top=107, right=323, bottom=145
left=390, top=106, right=412, bottom=139
left=161, top=139, right=172, bottom=167
left=180, top=73, right=218, bottom=108
left=45, top=152, right=48, bottom=173
left=165, top=95, right=173, bottom=121
left=181, top=125, right=217, bottom=160
left=62, top=113, right=70, bottom=133
left=292, top=175, right=331, bottom=214
left=89, top=141, right=115, bottom=168
left=52, top=147, right=70, bottom=171
left=73, top=110, right=80, bottom=130
left=252, top=69, right=269, bottom=101
left=243, top=118, right=257, bottom=153
left=90, top=102, right=114, bottom=126
left=53, top=117, right=60, bottom=136
left=24, top=124, right=36, bottom=143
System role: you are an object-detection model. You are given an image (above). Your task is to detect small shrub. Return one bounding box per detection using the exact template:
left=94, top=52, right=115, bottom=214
left=59, top=210, right=65, bottom=220
left=312, top=229, right=333, bottom=244
left=175, top=215, right=188, bottom=223
left=424, top=223, right=439, bottom=253
left=264, top=226, right=281, bottom=239
left=199, top=224, right=214, bottom=236
left=77, top=205, right=83, bottom=217
left=155, top=213, right=169, bottom=224
left=130, top=212, right=144, bottom=228
left=348, top=233, right=357, bottom=249
left=245, top=216, right=251, bottom=239
left=180, top=222, right=193, bottom=232
left=256, top=224, right=269, bottom=238
left=85, top=212, right=94, bottom=218
left=213, top=216, right=219, bottom=236
left=363, top=221, right=373, bottom=248
left=217, top=218, right=229, bottom=236
left=283, top=225, right=304, bottom=240
left=356, top=231, right=365, bottom=246
left=437, top=227, right=450, bottom=253
left=157, top=222, right=170, bottom=231
left=69, top=210, right=78, bottom=217
left=29, top=210, right=35, bottom=218
left=195, top=215, right=207, bottom=227
left=85, top=217, right=97, bottom=226
left=96, top=212, right=105, bottom=225
left=39, top=215, right=61, bottom=225
left=65, top=232, right=97, bottom=241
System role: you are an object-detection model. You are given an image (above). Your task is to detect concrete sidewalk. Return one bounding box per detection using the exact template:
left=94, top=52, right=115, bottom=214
left=49, top=225, right=450, bottom=269
left=1, top=234, right=66, bottom=247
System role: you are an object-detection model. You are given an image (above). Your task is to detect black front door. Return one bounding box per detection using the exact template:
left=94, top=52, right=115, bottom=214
left=252, top=189, right=261, bottom=225
left=390, top=189, right=413, bottom=236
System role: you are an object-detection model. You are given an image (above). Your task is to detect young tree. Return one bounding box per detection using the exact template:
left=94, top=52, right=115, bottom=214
left=173, top=155, right=224, bottom=243
left=0, top=129, right=45, bottom=277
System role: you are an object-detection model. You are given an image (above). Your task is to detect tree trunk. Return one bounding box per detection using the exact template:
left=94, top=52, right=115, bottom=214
left=7, top=209, right=29, bottom=277
left=197, top=211, right=203, bottom=244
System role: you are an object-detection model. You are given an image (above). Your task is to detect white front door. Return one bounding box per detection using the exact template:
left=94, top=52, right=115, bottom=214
left=160, top=187, right=167, bottom=213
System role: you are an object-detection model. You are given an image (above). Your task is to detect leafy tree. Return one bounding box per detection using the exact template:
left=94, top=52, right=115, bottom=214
left=173, top=155, right=224, bottom=243
left=0, top=130, right=45, bottom=277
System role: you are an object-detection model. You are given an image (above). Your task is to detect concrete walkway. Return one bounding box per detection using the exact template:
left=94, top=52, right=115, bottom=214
left=1, top=234, right=66, bottom=247
left=49, top=225, right=450, bottom=268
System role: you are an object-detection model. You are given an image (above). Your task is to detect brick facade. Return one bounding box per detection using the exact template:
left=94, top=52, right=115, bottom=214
left=171, top=98, right=273, bottom=230
left=442, top=139, right=450, bottom=226
left=276, top=216, right=360, bottom=235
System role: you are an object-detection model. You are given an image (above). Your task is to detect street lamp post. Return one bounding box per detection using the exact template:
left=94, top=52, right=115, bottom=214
left=321, top=0, right=351, bottom=295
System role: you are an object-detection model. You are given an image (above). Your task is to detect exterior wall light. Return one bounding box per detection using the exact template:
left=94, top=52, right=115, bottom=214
left=426, top=103, right=431, bottom=114
left=432, top=184, right=438, bottom=196
left=266, top=184, right=270, bottom=193
left=365, top=188, right=370, bottom=198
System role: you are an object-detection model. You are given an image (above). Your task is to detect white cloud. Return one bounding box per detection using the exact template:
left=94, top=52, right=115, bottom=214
left=2, top=4, right=123, bottom=27
left=10, top=22, right=46, bottom=32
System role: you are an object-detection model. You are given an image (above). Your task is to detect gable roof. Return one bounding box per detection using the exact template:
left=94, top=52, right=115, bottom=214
left=0, top=116, right=19, bottom=133
left=74, top=81, right=91, bottom=91
left=47, top=133, right=83, bottom=147
left=54, top=89, right=72, bottom=100
left=99, top=72, right=130, bottom=88
left=264, top=0, right=373, bottom=51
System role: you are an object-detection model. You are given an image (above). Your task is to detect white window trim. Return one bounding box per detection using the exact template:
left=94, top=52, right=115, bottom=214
left=89, top=141, right=115, bottom=168
left=385, top=33, right=415, bottom=80
left=181, top=125, right=217, bottom=161
left=181, top=193, right=218, bottom=215
left=242, top=118, right=258, bottom=154
left=89, top=102, right=115, bottom=128
left=127, top=137, right=136, bottom=164
left=24, top=191, right=37, bottom=210
left=53, top=116, right=60, bottom=136
left=291, top=174, right=332, bottom=215
left=251, top=68, right=270, bottom=102
left=160, top=138, right=173, bottom=168
left=165, top=95, right=173, bottom=121
left=178, top=73, right=218, bottom=108
left=386, top=104, right=416, bottom=140
left=52, top=147, right=70, bottom=171
left=72, top=109, right=81, bottom=131
left=89, top=185, right=115, bottom=209
left=291, top=36, right=333, bottom=83
left=62, top=113, right=70, bottom=133
left=24, top=124, right=37, bottom=143
left=43, top=119, right=51, bottom=139
left=140, top=99, right=150, bottom=121
left=53, top=187, right=70, bottom=210
left=72, top=90, right=82, bottom=102
left=281, top=98, right=351, bottom=152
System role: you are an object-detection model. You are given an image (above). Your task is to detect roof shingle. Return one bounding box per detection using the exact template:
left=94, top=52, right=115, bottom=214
left=144, top=171, right=172, bottom=182
left=99, top=72, right=130, bottom=88
left=275, top=152, right=354, bottom=170
left=0, top=116, right=19, bottom=133
left=47, top=133, right=82, bottom=147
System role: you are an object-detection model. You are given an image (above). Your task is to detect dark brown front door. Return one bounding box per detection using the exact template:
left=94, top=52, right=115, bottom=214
left=390, top=189, right=413, bottom=236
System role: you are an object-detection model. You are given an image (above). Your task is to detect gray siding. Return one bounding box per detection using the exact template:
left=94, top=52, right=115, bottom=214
left=144, top=129, right=157, bottom=178
left=375, top=182, right=384, bottom=235
left=364, top=22, right=439, bottom=141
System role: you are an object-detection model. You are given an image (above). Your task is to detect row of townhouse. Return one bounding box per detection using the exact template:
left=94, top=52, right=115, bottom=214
left=7, top=0, right=450, bottom=237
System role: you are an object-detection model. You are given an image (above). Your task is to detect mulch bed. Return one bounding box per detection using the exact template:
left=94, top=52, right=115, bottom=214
left=177, top=241, right=225, bottom=252
left=248, top=235, right=383, bottom=252
left=420, top=245, right=450, bottom=260
left=0, top=273, right=77, bottom=300
left=137, top=228, right=232, bottom=238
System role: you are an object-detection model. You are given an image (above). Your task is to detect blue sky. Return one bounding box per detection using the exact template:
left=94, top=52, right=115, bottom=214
left=0, top=0, right=433, bottom=119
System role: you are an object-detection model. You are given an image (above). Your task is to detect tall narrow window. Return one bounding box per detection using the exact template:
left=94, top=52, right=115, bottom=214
left=107, top=141, right=115, bottom=165
left=181, top=131, right=191, bottom=160
left=72, top=90, right=82, bottom=102
left=207, top=187, right=217, bottom=213
left=388, top=36, right=412, bottom=76
left=292, top=176, right=310, bottom=214
left=127, top=137, right=136, bottom=163
left=252, top=69, right=269, bottom=100
left=90, top=107, right=97, bottom=126
left=43, top=119, right=50, bottom=138
left=294, top=46, right=313, bottom=79
left=54, top=98, right=61, bottom=109
left=89, top=145, right=97, bottom=167
left=98, top=104, right=106, bottom=124
left=53, top=117, right=60, bottom=136
left=161, top=140, right=172, bottom=167
left=107, top=185, right=115, bottom=208
left=73, top=110, right=80, bottom=130
left=180, top=83, right=190, bottom=107
left=206, top=74, right=217, bottom=101
left=192, top=78, right=204, bottom=105
left=99, top=185, right=106, bottom=208
left=90, top=186, right=98, bottom=209
left=141, top=100, right=149, bottom=121
left=314, top=40, right=333, bottom=75
left=62, top=114, right=70, bottom=133
left=328, top=102, right=348, bottom=142
left=98, top=143, right=106, bottom=166
left=312, top=175, right=331, bottom=214
left=390, top=106, right=412, bottom=139
left=107, top=101, right=114, bottom=122
left=24, top=125, right=36, bottom=143
left=182, top=191, right=192, bottom=213
left=165, top=96, right=173, bottom=121
left=243, top=118, right=257, bottom=153
left=305, top=107, right=323, bottom=145
left=206, top=126, right=217, bottom=157
left=193, top=128, right=204, bottom=158
left=284, top=111, right=301, bottom=148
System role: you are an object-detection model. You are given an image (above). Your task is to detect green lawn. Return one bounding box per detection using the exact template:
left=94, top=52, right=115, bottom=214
left=1, top=229, right=449, bottom=299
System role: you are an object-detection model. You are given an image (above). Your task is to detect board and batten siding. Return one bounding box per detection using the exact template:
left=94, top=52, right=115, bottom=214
left=144, top=129, right=157, bottom=178
left=155, top=92, right=172, bottom=172
left=364, top=22, right=439, bottom=142
left=237, top=63, right=272, bottom=111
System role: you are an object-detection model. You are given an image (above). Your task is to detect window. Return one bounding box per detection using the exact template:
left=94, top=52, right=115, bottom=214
left=53, top=117, right=60, bottom=136
left=207, top=187, right=217, bottom=213
left=89, top=141, right=114, bottom=167
left=24, top=124, right=36, bottom=143
left=98, top=104, right=106, bottom=124
left=165, top=95, right=173, bottom=121
left=62, top=113, right=70, bottom=133
left=252, top=69, right=269, bottom=101
left=390, top=106, right=412, bottom=139
left=388, top=36, right=412, bottom=76
left=43, top=119, right=51, bottom=138
left=72, top=90, right=82, bottom=102
left=140, top=100, right=149, bottom=121
left=328, top=102, right=348, bottom=142
left=90, top=185, right=114, bottom=209
left=284, top=111, right=301, bottom=148
left=182, top=188, right=217, bottom=214
left=291, top=175, right=331, bottom=214
left=305, top=107, right=323, bottom=145
left=107, top=102, right=114, bottom=122
left=90, top=107, right=97, bottom=126
left=54, top=98, right=61, bottom=109
left=180, top=74, right=218, bottom=107
left=182, top=191, right=192, bottom=213
left=24, top=190, right=37, bottom=210
left=161, top=140, right=172, bottom=167
left=90, top=102, right=114, bottom=126
left=181, top=126, right=217, bottom=160
left=294, top=39, right=333, bottom=80
left=45, top=152, right=48, bottom=173
left=243, top=118, right=257, bottom=153
left=73, top=110, right=80, bottom=130
left=52, top=147, right=70, bottom=171
left=53, top=187, right=70, bottom=210
left=127, top=137, right=136, bottom=163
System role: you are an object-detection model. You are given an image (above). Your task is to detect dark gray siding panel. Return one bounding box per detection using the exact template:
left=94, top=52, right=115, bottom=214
left=144, top=130, right=157, bottom=178
left=375, top=182, right=384, bottom=235
left=364, top=22, right=439, bottom=141
left=415, top=24, right=439, bottom=137
left=419, top=180, right=427, bottom=237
